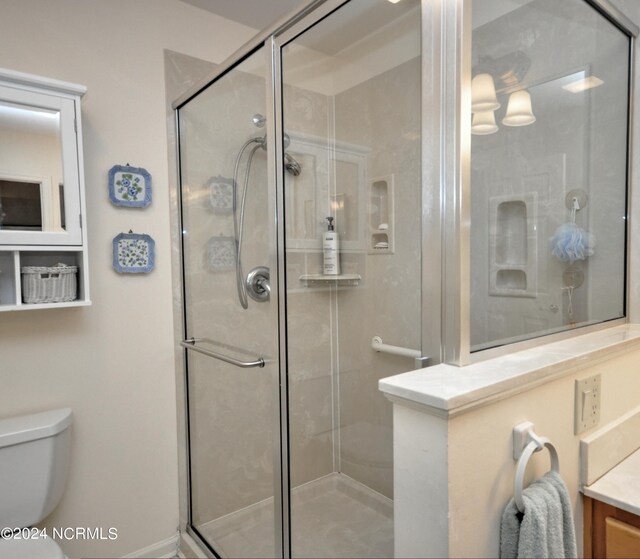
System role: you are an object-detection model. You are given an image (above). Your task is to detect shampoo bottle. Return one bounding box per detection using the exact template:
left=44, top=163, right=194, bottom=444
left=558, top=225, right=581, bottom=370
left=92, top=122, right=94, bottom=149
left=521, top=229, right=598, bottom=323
left=323, top=216, right=340, bottom=275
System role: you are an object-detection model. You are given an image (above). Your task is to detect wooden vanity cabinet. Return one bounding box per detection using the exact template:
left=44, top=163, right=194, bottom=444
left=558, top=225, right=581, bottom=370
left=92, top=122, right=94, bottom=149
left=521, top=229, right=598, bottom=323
left=584, top=496, right=640, bottom=558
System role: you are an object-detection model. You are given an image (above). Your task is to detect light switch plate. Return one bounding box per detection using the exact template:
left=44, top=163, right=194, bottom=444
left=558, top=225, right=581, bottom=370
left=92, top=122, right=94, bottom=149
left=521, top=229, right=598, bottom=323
left=575, top=374, right=601, bottom=435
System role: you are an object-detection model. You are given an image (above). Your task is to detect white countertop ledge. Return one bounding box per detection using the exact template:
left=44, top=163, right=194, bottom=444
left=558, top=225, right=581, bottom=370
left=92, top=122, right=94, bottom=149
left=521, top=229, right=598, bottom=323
left=582, top=448, right=640, bottom=516
left=379, top=324, right=640, bottom=417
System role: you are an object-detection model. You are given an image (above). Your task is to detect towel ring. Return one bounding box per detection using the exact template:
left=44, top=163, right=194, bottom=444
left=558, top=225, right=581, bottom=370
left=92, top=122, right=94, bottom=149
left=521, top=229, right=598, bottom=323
left=514, top=435, right=560, bottom=513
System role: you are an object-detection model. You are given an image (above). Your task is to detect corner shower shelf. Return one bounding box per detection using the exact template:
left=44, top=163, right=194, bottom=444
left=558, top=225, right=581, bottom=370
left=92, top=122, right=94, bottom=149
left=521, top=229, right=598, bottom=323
left=299, top=274, right=361, bottom=287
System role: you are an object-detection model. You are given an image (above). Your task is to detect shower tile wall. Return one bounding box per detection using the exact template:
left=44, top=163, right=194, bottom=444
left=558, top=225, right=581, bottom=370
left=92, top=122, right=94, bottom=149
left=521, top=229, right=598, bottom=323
left=282, top=49, right=421, bottom=500
left=334, top=57, right=421, bottom=498
left=471, top=0, right=628, bottom=348
left=281, top=13, right=422, bottom=501
left=284, top=83, right=337, bottom=489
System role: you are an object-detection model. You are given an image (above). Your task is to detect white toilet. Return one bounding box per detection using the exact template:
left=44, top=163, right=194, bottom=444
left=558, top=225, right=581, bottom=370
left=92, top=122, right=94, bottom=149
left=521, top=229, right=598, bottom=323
left=0, top=408, right=72, bottom=559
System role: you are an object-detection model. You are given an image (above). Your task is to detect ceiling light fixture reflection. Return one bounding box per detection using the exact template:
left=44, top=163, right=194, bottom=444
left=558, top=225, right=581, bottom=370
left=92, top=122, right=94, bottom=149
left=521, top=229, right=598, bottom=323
left=471, top=110, right=499, bottom=135
left=471, top=73, right=501, bottom=112
left=562, top=76, right=604, bottom=93
left=387, top=0, right=403, bottom=3
left=502, top=89, right=536, bottom=127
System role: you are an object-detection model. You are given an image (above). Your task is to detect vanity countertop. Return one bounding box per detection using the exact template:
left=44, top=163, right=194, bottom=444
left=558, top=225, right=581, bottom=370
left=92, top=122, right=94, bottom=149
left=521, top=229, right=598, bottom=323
left=582, top=448, right=640, bottom=516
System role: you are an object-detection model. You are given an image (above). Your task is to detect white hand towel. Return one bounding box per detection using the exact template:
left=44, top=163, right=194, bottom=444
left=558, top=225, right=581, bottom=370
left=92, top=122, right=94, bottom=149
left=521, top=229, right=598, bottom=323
left=500, top=470, right=577, bottom=558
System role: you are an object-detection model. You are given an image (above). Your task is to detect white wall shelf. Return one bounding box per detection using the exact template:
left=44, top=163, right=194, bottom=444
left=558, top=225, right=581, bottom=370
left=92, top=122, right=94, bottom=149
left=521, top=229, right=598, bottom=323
left=0, top=249, right=90, bottom=311
left=0, top=68, right=90, bottom=311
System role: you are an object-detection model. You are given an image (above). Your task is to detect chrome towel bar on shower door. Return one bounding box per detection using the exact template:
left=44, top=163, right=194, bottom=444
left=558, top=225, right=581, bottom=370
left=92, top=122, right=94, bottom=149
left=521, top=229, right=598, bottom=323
left=180, top=338, right=265, bottom=368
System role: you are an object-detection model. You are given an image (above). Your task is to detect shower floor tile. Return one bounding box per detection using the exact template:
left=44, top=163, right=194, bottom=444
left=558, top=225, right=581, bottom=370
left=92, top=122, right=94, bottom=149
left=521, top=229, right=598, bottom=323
left=197, top=473, right=393, bottom=558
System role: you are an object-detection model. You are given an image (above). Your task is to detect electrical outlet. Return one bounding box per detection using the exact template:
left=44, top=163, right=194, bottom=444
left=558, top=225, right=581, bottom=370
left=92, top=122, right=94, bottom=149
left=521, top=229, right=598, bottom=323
left=574, top=374, right=601, bottom=435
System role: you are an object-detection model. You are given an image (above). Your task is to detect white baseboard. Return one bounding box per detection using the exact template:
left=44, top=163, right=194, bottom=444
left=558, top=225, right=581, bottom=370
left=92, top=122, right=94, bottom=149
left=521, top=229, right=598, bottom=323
left=122, top=533, right=180, bottom=558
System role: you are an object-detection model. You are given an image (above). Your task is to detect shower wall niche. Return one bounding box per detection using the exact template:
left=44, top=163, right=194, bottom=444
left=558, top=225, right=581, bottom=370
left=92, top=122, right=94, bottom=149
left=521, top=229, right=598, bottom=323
left=369, top=175, right=394, bottom=254
left=489, top=193, right=537, bottom=297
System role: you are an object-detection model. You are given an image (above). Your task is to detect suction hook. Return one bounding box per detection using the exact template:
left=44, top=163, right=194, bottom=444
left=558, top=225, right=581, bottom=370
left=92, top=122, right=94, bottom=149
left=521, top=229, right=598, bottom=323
left=563, top=265, right=585, bottom=289
left=565, top=189, right=588, bottom=212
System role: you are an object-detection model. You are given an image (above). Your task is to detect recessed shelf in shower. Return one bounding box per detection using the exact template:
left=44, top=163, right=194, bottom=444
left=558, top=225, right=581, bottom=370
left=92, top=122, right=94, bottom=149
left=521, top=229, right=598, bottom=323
left=496, top=200, right=527, bottom=266
left=369, top=175, right=394, bottom=254
left=489, top=193, right=537, bottom=298
left=496, top=269, right=527, bottom=291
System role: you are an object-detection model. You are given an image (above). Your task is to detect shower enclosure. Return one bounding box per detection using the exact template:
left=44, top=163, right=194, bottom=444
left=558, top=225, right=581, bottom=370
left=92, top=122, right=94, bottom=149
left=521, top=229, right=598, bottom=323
left=173, top=0, right=633, bottom=557
left=176, top=1, right=424, bottom=556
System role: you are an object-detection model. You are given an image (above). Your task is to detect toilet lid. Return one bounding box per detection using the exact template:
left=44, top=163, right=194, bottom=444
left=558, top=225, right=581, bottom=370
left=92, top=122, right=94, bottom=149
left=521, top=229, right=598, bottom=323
left=0, top=535, right=65, bottom=558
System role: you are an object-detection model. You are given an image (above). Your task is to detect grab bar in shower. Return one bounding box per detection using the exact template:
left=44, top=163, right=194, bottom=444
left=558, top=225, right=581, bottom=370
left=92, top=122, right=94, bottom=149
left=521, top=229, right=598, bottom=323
left=180, top=337, right=265, bottom=368
left=371, top=336, right=429, bottom=368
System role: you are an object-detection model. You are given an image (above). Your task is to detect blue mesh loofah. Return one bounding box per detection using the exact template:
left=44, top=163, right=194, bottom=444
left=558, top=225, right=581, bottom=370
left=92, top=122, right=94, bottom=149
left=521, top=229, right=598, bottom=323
left=550, top=222, right=595, bottom=263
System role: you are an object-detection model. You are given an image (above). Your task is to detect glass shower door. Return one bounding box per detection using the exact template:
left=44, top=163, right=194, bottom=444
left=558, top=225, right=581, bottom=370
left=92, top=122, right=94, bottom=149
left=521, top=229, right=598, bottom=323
left=177, top=46, right=283, bottom=558
left=279, top=0, right=422, bottom=556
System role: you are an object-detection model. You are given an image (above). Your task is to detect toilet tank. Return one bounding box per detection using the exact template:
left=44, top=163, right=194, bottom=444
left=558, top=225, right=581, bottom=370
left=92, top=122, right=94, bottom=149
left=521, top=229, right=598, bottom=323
left=0, top=408, right=72, bottom=528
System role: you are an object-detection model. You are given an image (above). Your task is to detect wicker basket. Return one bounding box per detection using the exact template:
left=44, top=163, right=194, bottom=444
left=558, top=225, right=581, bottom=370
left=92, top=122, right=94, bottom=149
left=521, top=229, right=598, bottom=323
left=21, top=263, right=78, bottom=304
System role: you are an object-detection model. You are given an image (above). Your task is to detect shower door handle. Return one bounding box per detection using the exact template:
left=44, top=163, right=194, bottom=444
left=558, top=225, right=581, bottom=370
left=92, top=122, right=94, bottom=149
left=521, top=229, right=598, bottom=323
left=180, top=338, right=265, bottom=368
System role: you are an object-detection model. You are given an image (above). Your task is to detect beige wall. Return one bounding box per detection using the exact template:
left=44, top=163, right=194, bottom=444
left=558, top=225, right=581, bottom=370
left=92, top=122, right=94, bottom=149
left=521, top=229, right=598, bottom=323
left=335, top=56, right=422, bottom=498
left=449, top=1, right=640, bottom=556
left=389, top=332, right=640, bottom=558
left=0, top=2, right=254, bottom=558
left=448, top=347, right=640, bottom=557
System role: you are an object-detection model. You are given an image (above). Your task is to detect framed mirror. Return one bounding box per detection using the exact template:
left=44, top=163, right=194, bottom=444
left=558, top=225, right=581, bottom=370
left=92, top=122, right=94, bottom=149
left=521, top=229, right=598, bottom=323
left=0, top=70, right=85, bottom=245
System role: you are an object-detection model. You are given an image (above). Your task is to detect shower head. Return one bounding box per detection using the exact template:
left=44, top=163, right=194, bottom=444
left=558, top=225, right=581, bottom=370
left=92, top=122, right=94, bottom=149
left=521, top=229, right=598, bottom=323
left=284, top=153, right=302, bottom=176
left=251, top=134, right=302, bottom=176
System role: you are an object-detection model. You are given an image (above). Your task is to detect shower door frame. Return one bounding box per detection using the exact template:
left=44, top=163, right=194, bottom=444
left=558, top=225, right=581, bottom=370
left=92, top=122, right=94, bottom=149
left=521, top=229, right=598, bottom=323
left=172, top=37, right=288, bottom=556
left=174, top=1, right=417, bottom=557
left=173, top=0, right=437, bottom=556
